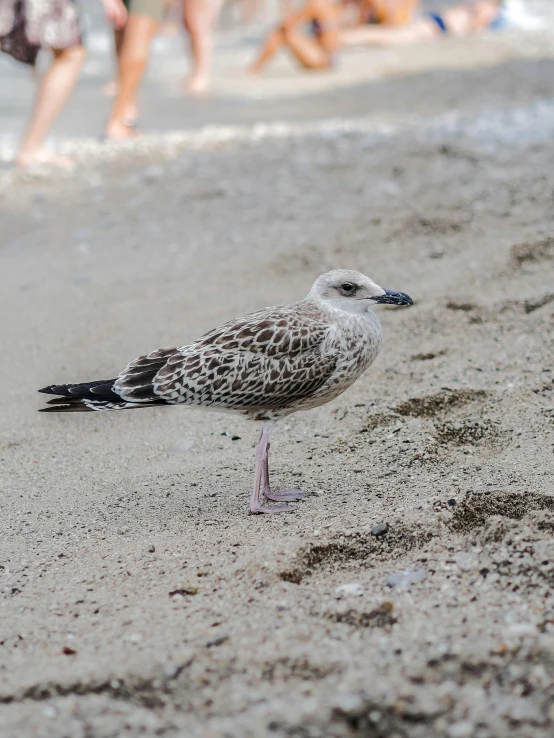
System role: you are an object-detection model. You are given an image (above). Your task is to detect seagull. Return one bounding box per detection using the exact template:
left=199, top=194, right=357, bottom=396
left=39, top=270, right=413, bottom=514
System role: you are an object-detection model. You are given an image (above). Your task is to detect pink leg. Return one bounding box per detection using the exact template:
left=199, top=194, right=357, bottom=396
left=249, top=426, right=293, bottom=514
left=262, top=448, right=310, bottom=501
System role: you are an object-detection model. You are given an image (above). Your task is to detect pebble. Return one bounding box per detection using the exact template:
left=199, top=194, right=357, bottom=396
left=170, top=437, right=194, bottom=453
left=370, top=523, right=389, bottom=537
left=506, top=623, right=536, bottom=637
left=455, top=552, right=473, bottom=570
left=148, top=544, right=155, bottom=553
left=206, top=633, right=229, bottom=648
left=386, top=569, right=426, bottom=589
left=116, top=526, right=129, bottom=535
left=333, top=691, right=366, bottom=718
left=170, top=585, right=199, bottom=596
left=335, top=582, right=364, bottom=597
left=447, top=721, right=475, bottom=738
left=122, top=632, right=142, bottom=643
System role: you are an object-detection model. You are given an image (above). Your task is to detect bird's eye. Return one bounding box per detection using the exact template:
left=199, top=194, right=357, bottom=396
left=341, top=282, right=355, bottom=293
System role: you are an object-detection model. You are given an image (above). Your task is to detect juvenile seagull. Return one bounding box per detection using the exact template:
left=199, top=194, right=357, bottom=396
left=39, top=270, right=412, bottom=514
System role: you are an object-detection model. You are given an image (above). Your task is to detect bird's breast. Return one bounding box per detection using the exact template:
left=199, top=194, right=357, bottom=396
left=326, top=310, right=383, bottom=365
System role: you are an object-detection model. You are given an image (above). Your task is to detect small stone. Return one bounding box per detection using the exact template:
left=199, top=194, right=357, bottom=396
left=447, top=498, right=456, bottom=507
left=407, top=419, right=422, bottom=428
left=169, top=585, right=198, bottom=596
left=163, top=661, right=182, bottom=679
left=507, top=623, right=536, bottom=637
left=123, top=632, right=142, bottom=643
left=335, top=582, right=364, bottom=597
left=455, top=552, right=473, bottom=570
left=447, top=721, right=474, bottom=738
left=170, top=438, right=194, bottom=453
left=371, top=523, right=388, bottom=537
left=117, top=526, right=129, bottom=535
left=231, top=435, right=241, bottom=441
left=206, top=633, right=229, bottom=648
left=333, top=691, right=366, bottom=718
left=386, top=569, right=426, bottom=589
left=148, top=544, right=155, bottom=553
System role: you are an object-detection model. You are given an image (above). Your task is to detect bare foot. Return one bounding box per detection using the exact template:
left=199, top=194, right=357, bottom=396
left=102, top=80, right=119, bottom=96
left=105, top=120, right=141, bottom=140
left=185, top=73, right=210, bottom=96
left=15, top=148, right=75, bottom=170
left=123, top=103, right=138, bottom=128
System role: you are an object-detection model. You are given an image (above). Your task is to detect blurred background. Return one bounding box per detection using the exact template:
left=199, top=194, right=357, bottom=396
left=1, top=0, right=553, bottom=153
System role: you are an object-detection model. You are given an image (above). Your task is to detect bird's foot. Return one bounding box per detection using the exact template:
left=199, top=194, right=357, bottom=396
left=249, top=502, right=294, bottom=514
left=264, top=488, right=310, bottom=502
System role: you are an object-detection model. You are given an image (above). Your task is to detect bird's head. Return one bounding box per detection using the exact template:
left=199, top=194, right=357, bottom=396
left=308, top=269, right=413, bottom=314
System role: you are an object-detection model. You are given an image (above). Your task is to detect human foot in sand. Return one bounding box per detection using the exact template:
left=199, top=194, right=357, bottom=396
left=184, top=71, right=210, bottom=95
left=15, top=148, right=75, bottom=170
left=104, top=120, right=141, bottom=140
left=105, top=12, right=159, bottom=140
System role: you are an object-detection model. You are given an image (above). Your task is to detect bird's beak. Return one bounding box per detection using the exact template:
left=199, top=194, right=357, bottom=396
left=371, top=289, right=414, bottom=306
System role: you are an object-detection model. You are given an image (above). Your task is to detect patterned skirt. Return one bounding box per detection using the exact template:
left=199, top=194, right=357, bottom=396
left=0, top=0, right=82, bottom=65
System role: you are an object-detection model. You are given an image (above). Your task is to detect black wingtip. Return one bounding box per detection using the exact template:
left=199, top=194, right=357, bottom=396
left=39, top=404, right=94, bottom=413
left=39, top=385, right=60, bottom=395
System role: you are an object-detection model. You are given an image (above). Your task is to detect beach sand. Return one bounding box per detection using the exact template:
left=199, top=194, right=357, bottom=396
left=1, top=25, right=554, bottom=738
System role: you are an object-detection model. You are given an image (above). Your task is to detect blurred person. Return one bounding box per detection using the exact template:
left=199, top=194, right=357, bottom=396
left=250, top=0, right=418, bottom=73
left=361, top=0, right=419, bottom=26
left=181, top=0, right=225, bottom=94
left=105, top=0, right=165, bottom=139
left=103, top=0, right=176, bottom=98
left=340, top=0, right=506, bottom=46
left=0, top=0, right=127, bottom=167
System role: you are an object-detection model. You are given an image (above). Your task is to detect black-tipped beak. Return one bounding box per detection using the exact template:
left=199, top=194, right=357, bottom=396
left=372, top=289, right=414, bottom=306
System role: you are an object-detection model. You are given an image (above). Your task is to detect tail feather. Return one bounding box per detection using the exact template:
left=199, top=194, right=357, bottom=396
left=40, top=399, right=96, bottom=413
left=39, top=379, right=120, bottom=400
left=38, top=348, right=179, bottom=413
left=38, top=378, right=169, bottom=413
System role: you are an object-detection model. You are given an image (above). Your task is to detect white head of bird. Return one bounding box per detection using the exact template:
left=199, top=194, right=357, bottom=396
left=307, top=270, right=413, bottom=315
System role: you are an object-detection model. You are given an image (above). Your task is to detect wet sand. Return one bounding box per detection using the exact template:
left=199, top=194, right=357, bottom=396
left=1, top=32, right=554, bottom=738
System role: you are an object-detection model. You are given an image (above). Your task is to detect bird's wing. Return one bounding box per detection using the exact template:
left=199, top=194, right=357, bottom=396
left=146, top=305, right=338, bottom=411
left=113, top=347, right=180, bottom=403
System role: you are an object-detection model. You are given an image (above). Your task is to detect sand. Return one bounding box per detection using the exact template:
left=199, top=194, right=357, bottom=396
left=1, top=37, right=554, bottom=738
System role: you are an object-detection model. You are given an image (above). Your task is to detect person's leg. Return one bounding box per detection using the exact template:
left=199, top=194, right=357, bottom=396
left=103, top=26, right=126, bottom=95
left=249, top=27, right=288, bottom=73
left=372, top=0, right=420, bottom=26
left=16, top=45, right=86, bottom=167
left=340, top=18, right=436, bottom=46
left=103, top=0, right=131, bottom=95
left=105, top=12, right=159, bottom=139
left=250, top=0, right=338, bottom=73
left=283, top=27, right=333, bottom=69
left=182, top=0, right=223, bottom=94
